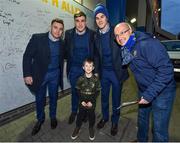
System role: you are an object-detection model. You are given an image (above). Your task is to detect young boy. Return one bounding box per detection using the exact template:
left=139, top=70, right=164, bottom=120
left=71, top=58, right=101, bottom=141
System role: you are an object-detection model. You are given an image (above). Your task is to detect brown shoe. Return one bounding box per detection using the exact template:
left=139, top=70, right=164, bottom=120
left=97, top=119, right=108, bottom=129
left=51, top=118, right=57, bottom=129
left=31, top=121, right=44, bottom=136
left=111, top=123, right=118, bottom=136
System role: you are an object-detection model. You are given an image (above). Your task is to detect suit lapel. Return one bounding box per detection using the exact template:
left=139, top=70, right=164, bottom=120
left=43, top=33, right=50, bottom=58
left=70, top=29, right=75, bottom=56
left=97, top=33, right=102, bottom=59
left=109, top=28, right=119, bottom=63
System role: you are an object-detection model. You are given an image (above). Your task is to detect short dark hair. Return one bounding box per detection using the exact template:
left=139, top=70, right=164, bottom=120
left=83, top=58, right=94, bottom=66
left=74, top=11, right=86, bottom=19
left=51, top=18, right=64, bottom=27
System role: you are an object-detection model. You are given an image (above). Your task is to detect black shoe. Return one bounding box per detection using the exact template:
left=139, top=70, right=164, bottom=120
left=31, top=121, right=44, bottom=136
left=111, top=123, right=118, bottom=136
left=97, top=119, right=107, bottom=129
left=131, top=139, right=138, bottom=142
left=89, top=128, right=95, bottom=141
left=71, top=127, right=80, bottom=140
left=51, top=118, right=57, bottom=129
left=68, top=113, right=76, bottom=124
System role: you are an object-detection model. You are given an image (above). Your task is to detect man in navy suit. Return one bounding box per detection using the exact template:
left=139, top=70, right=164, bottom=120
left=93, top=4, right=128, bottom=136
left=64, top=11, right=95, bottom=124
left=23, top=18, right=65, bottom=136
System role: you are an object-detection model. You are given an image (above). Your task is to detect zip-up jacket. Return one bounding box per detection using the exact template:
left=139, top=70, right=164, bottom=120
left=129, top=31, right=176, bottom=102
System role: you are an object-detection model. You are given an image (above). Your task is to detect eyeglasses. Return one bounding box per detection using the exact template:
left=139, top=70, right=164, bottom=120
left=115, top=28, right=130, bottom=38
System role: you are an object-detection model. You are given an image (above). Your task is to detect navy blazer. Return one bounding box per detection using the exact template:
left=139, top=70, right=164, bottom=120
left=94, top=27, right=129, bottom=82
left=64, top=27, right=95, bottom=78
left=23, top=32, right=64, bottom=93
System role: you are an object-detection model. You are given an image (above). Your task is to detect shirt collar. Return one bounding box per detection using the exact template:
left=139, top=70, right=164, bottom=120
left=99, top=23, right=110, bottom=34
left=75, top=28, right=86, bottom=35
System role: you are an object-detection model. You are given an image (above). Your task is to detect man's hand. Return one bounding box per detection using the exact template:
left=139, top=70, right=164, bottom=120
left=24, top=76, right=33, bottom=85
left=138, top=97, right=149, bottom=104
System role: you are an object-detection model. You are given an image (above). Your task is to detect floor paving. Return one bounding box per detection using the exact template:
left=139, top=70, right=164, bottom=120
left=0, top=75, right=179, bottom=142
left=15, top=115, right=137, bottom=142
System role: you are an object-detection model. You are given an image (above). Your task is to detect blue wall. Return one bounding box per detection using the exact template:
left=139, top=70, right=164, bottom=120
left=106, top=0, right=126, bottom=26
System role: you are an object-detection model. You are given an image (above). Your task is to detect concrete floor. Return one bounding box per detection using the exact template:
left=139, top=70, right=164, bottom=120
left=0, top=73, right=179, bottom=142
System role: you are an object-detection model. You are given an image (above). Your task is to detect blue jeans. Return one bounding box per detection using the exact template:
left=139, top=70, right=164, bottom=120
left=35, top=69, right=60, bottom=122
left=137, top=85, right=176, bottom=142
left=69, top=66, right=84, bottom=113
left=101, top=69, right=122, bottom=124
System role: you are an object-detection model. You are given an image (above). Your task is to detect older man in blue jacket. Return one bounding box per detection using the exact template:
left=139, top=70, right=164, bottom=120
left=114, top=22, right=176, bottom=142
left=23, top=18, right=65, bottom=136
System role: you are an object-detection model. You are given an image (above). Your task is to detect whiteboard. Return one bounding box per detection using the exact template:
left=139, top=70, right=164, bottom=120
left=0, top=0, right=94, bottom=114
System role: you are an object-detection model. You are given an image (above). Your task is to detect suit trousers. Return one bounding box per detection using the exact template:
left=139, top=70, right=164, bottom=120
left=35, top=69, right=60, bottom=122
left=101, top=69, right=122, bottom=124
left=69, top=66, right=84, bottom=113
